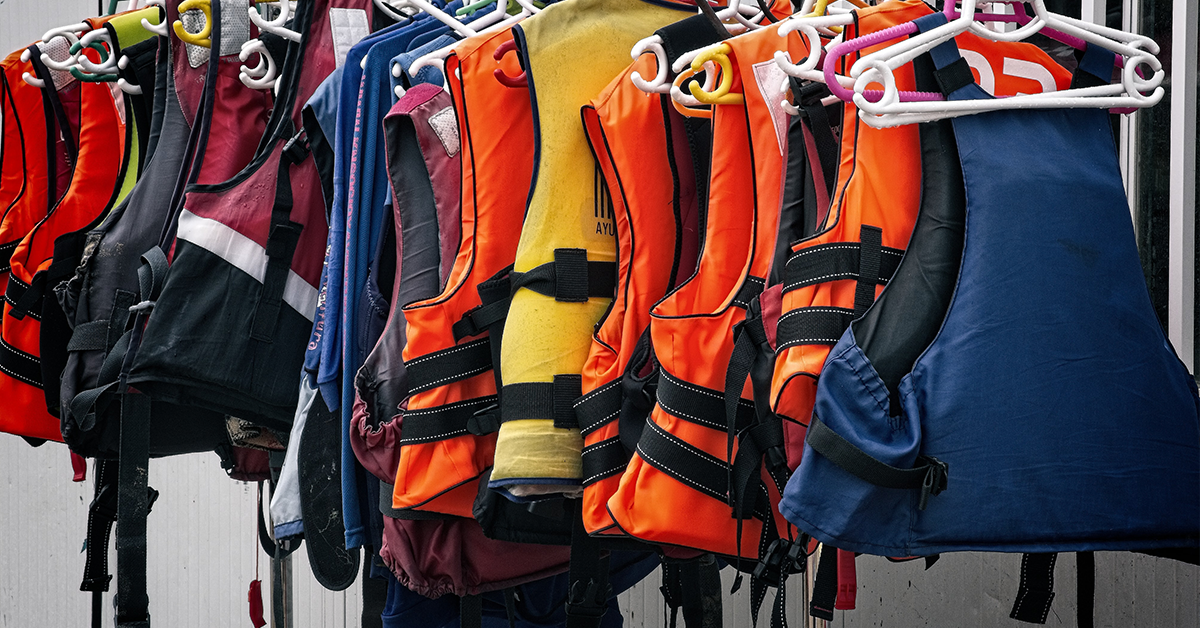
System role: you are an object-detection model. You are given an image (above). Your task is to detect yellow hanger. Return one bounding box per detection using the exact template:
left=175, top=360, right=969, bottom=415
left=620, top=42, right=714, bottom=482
left=803, top=0, right=868, bottom=33
left=688, top=43, right=744, bottom=105
left=173, top=0, right=213, bottom=48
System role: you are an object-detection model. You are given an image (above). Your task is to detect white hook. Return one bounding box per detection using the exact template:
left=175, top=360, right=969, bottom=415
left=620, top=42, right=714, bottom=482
left=249, top=0, right=303, bottom=43
left=629, top=35, right=671, bottom=94
left=142, top=0, right=170, bottom=37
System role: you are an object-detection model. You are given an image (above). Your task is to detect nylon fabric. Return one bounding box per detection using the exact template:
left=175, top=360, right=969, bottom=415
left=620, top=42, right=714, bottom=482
left=780, top=15, right=1200, bottom=556
left=491, top=0, right=697, bottom=497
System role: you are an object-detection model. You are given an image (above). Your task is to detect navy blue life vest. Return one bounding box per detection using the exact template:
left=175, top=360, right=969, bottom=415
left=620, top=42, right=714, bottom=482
left=780, top=16, right=1200, bottom=558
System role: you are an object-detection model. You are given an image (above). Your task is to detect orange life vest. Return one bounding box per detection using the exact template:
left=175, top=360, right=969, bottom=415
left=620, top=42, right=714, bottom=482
left=769, top=0, right=1073, bottom=467
left=0, top=58, right=128, bottom=442
left=0, top=49, right=51, bottom=282
left=606, top=23, right=810, bottom=564
left=390, top=28, right=535, bottom=518
left=576, top=54, right=704, bottom=536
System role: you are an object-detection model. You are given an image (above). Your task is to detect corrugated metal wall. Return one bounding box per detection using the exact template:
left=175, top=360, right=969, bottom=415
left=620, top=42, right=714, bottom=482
left=0, top=1, right=1197, bottom=627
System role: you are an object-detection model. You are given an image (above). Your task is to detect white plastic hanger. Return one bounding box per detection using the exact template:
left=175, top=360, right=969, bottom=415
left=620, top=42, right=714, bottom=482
left=773, top=13, right=855, bottom=114
left=38, top=23, right=89, bottom=72
left=837, top=0, right=1162, bottom=127
left=76, top=28, right=121, bottom=75
left=387, top=0, right=480, bottom=38
left=374, top=0, right=412, bottom=22
left=239, top=38, right=278, bottom=90
left=403, top=0, right=539, bottom=85
left=19, top=47, right=47, bottom=88
left=142, top=0, right=170, bottom=37
left=116, top=54, right=143, bottom=94
left=249, top=0, right=303, bottom=43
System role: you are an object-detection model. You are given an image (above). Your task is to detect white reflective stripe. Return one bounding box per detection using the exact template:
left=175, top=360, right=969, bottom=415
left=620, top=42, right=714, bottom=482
left=175, top=209, right=318, bottom=321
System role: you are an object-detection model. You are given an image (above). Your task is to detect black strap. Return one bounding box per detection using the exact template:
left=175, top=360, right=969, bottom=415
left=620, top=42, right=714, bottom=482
left=6, top=272, right=43, bottom=320
left=795, top=80, right=840, bottom=197
left=509, top=249, right=616, bottom=303
left=400, top=395, right=499, bottom=444
left=575, top=380, right=622, bottom=437
left=774, top=306, right=855, bottom=350
left=580, top=436, right=627, bottom=487
left=934, top=57, right=977, bottom=96
left=656, top=14, right=728, bottom=67
left=461, top=594, right=483, bottom=628
left=636, top=420, right=729, bottom=502
left=115, top=392, right=152, bottom=628
left=0, top=335, right=43, bottom=388
left=810, top=546, right=838, bottom=621
left=82, top=459, right=117, bottom=628
left=565, top=513, right=611, bottom=628
left=500, top=375, right=583, bottom=429
left=1010, top=553, right=1057, bottom=624
left=617, top=328, right=658, bottom=453
left=853, top=226, right=883, bottom=316
left=658, top=369, right=755, bottom=433
left=249, top=127, right=308, bottom=342
left=1077, top=552, right=1094, bottom=628
left=404, top=337, right=493, bottom=394
left=783, top=238, right=903, bottom=295
left=806, top=413, right=948, bottom=510
left=730, top=276, right=766, bottom=310
left=660, top=553, right=723, bottom=628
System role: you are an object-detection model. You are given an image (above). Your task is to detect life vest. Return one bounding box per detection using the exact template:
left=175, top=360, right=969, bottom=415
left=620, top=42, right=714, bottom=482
left=781, top=13, right=1200, bottom=557
left=575, top=48, right=707, bottom=536
left=0, top=44, right=127, bottom=442
left=127, top=0, right=354, bottom=430
left=768, top=0, right=1074, bottom=471
left=41, top=8, right=165, bottom=422
left=490, top=0, right=694, bottom=499
left=60, top=0, right=271, bottom=458
left=605, top=22, right=810, bottom=568
left=0, top=48, right=51, bottom=285
left=389, top=27, right=534, bottom=520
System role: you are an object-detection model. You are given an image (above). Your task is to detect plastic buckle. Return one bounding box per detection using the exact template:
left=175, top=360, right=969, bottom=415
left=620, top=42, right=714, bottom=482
left=466, top=404, right=501, bottom=435
left=917, top=456, right=948, bottom=511
left=752, top=539, right=788, bottom=588
left=282, top=129, right=309, bottom=164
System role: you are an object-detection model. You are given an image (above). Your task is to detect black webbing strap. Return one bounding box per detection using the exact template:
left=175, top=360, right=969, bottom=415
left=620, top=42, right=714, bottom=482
left=580, top=436, right=627, bottom=487
left=795, top=80, right=840, bottom=197
left=1077, top=552, right=1095, bottom=628
left=730, top=276, right=766, bottom=310
left=636, top=420, right=729, bottom=502
left=566, top=513, right=611, bottom=628
left=853, top=226, right=882, bottom=316
left=933, top=57, right=977, bottom=96
left=658, top=369, right=756, bottom=433
left=1010, top=553, right=1058, bottom=624
left=660, top=553, right=723, bottom=628
left=82, top=459, right=117, bottom=628
left=617, top=328, right=658, bottom=452
left=773, top=306, right=855, bottom=351
left=113, top=248, right=168, bottom=628
left=748, top=522, right=804, bottom=628
left=782, top=238, right=903, bottom=295
left=461, top=594, right=483, bottom=628
left=404, top=337, right=493, bottom=394
left=806, top=413, right=948, bottom=510
left=723, top=296, right=789, bottom=521
left=575, top=380, right=621, bottom=438
left=475, top=267, right=514, bottom=393
left=452, top=269, right=514, bottom=341
left=7, top=272, right=43, bottom=320
left=115, top=391, right=152, bottom=628
left=810, top=545, right=839, bottom=621
left=69, top=249, right=168, bottom=431
left=500, top=375, right=583, bottom=429
left=399, top=395, right=499, bottom=444
left=509, top=248, right=616, bottom=303
left=0, top=336, right=43, bottom=388
left=249, top=125, right=309, bottom=342
left=67, top=290, right=137, bottom=353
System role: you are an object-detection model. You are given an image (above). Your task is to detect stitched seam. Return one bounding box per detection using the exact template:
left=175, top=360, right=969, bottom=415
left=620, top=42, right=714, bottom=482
left=1, top=340, right=40, bottom=362
left=405, top=396, right=496, bottom=417
left=637, top=436, right=724, bottom=500
left=783, top=272, right=858, bottom=291
left=575, top=379, right=619, bottom=406
left=409, top=364, right=490, bottom=393
left=400, top=428, right=469, bottom=444
left=0, top=361, right=40, bottom=386
left=407, top=339, right=488, bottom=366
left=777, top=307, right=852, bottom=322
